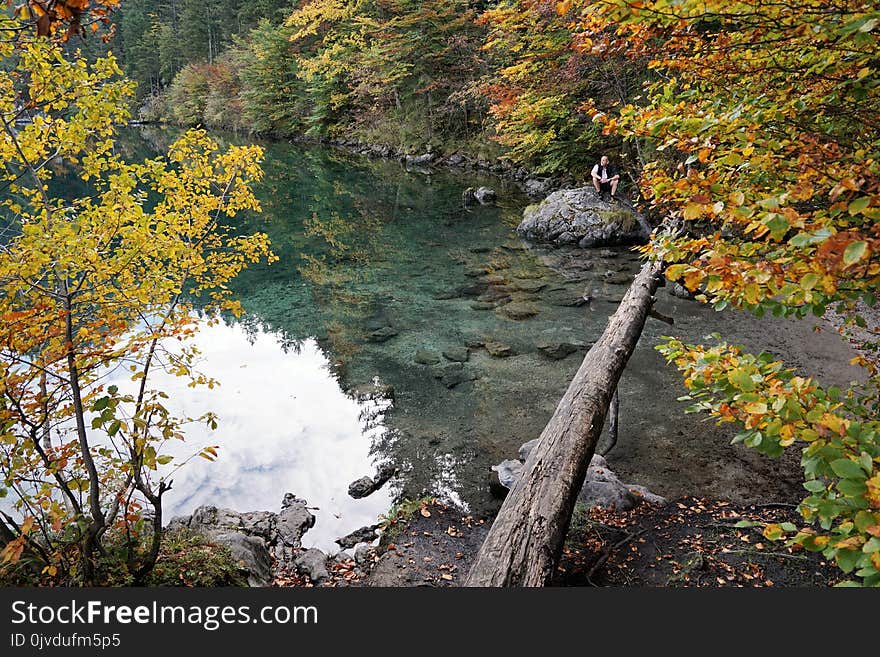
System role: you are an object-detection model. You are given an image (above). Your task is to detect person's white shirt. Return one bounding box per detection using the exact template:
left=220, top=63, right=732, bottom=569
left=591, top=163, right=609, bottom=181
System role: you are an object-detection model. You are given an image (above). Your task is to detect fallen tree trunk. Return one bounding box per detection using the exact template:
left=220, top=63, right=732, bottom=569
left=464, top=259, right=664, bottom=586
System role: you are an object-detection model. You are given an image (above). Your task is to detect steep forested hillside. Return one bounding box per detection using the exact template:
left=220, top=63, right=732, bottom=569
left=111, top=1, right=635, bottom=177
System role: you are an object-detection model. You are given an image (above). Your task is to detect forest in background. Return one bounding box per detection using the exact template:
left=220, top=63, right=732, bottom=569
left=111, top=0, right=639, bottom=178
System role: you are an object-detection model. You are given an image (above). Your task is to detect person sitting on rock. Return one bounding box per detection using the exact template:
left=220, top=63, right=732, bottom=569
left=591, top=155, right=620, bottom=199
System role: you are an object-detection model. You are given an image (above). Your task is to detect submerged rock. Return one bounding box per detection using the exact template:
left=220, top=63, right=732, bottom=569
left=414, top=350, right=441, bottom=365
left=536, top=342, right=580, bottom=360
left=442, top=347, right=470, bottom=363
left=352, top=381, right=395, bottom=401
left=367, top=326, right=399, bottom=342
left=500, top=301, right=540, bottom=320
left=463, top=186, right=497, bottom=206
left=485, top=341, right=515, bottom=358
left=517, top=187, right=649, bottom=247
left=510, top=279, right=547, bottom=293
left=603, top=271, right=633, bottom=286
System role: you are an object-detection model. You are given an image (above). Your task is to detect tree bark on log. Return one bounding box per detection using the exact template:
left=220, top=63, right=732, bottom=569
left=464, top=259, right=664, bottom=586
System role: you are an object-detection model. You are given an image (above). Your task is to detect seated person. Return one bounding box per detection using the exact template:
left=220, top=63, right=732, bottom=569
left=591, top=155, right=620, bottom=198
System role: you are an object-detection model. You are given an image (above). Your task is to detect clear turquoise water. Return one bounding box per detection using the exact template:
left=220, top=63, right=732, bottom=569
left=61, top=129, right=867, bottom=553
left=122, top=129, right=639, bottom=550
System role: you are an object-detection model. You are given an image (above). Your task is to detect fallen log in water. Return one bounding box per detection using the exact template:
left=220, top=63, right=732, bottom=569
left=464, top=258, right=665, bottom=586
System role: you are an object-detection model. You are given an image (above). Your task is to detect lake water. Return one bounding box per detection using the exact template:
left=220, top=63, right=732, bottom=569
left=87, top=130, right=867, bottom=552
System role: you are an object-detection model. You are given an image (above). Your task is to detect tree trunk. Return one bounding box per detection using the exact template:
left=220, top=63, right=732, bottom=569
left=464, top=259, right=664, bottom=586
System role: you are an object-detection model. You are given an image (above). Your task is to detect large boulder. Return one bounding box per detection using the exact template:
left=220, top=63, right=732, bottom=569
left=169, top=505, right=274, bottom=587
left=517, top=187, right=649, bottom=247
left=492, top=448, right=666, bottom=512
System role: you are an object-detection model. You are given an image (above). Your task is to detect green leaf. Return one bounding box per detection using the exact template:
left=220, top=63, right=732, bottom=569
left=836, top=549, right=861, bottom=574
left=830, top=458, right=866, bottom=480
left=803, top=479, right=826, bottom=493
left=842, top=241, right=867, bottom=267
left=847, top=197, right=870, bottom=215
left=837, top=479, right=867, bottom=497
left=728, top=368, right=755, bottom=391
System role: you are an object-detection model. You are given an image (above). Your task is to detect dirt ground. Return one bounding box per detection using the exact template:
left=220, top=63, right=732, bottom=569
left=555, top=498, right=839, bottom=587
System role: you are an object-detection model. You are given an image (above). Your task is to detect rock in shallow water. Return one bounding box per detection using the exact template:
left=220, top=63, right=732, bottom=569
left=517, top=187, right=649, bottom=247
left=336, top=525, right=380, bottom=550
left=499, top=301, right=540, bottom=320
left=367, top=326, right=399, bottom=342
left=442, top=347, right=470, bottom=363
left=536, top=342, right=580, bottom=360
left=484, top=341, right=514, bottom=358
left=414, top=350, right=441, bottom=365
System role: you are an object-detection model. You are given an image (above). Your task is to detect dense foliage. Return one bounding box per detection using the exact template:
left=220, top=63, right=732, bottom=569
left=111, top=1, right=630, bottom=174
left=0, top=9, right=274, bottom=584
left=576, top=0, right=880, bottom=585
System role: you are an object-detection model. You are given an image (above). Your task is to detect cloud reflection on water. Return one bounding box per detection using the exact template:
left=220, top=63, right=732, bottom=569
left=109, top=320, right=394, bottom=554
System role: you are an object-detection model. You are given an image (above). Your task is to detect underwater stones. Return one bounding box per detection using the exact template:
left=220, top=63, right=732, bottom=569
left=470, top=301, right=496, bottom=311
left=442, top=347, right=470, bottom=363
left=484, top=341, right=514, bottom=358
left=499, top=301, right=540, bottom=320
left=414, top=350, right=441, bottom=365
left=464, top=337, right=485, bottom=349
left=442, top=369, right=478, bottom=389
left=431, top=362, right=477, bottom=388
left=478, top=287, right=512, bottom=302
left=510, top=279, right=547, bottom=293
left=367, top=326, right=398, bottom=342
left=545, top=290, right=592, bottom=307
left=456, top=282, right=487, bottom=297
left=602, top=271, right=633, bottom=286
left=536, top=342, right=579, bottom=360
left=432, top=290, right=460, bottom=300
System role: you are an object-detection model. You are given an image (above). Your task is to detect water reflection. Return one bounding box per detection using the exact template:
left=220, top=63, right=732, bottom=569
left=107, top=321, right=394, bottom=554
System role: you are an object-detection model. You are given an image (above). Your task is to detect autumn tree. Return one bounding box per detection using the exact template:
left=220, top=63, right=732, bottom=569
left=0, top=13, right=274, bottom=584
left=477, top=0, right=645, bottom=176
left=575, top=0, right=880, bottom=585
